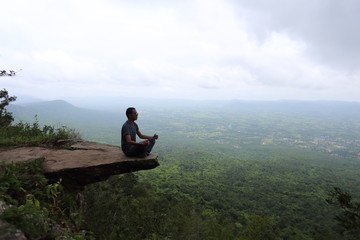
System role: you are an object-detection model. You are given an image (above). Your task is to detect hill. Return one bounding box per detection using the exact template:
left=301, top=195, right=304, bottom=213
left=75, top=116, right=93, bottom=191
left=9, top=100, right=120, bottom=124
left=8, top=100, right=123, bottom=144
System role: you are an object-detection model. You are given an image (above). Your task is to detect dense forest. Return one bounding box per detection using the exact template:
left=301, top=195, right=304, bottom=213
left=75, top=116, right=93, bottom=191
left=2, top=94, right=360, bottom=239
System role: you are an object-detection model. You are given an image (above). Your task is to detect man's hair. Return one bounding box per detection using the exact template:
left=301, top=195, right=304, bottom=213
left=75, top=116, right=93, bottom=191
left=126, top=107, right=135, bottom=118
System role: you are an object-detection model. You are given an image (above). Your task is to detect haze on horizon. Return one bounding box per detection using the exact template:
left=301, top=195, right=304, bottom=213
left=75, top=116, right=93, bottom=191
left=1, top=0, right=360, bottom=102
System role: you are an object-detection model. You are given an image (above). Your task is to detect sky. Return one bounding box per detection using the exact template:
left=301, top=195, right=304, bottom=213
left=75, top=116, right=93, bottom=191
left=1, top=0, right=360, bottom=102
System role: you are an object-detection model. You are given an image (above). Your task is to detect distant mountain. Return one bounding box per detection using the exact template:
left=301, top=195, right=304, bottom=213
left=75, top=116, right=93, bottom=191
left=6, top=98, right=360, bottom=146
left=8, top=100, right=123, bottom=134
left=17, top=100, right=79, bottom=113
left=9, top=99, right=360, bottom=125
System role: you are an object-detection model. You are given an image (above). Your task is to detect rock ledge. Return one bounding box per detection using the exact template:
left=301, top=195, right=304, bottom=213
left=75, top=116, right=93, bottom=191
left=0, top=141, right=159, bottom=189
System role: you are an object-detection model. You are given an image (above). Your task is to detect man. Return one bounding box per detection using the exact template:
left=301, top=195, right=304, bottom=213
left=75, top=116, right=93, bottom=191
left=121, top=107, right=158, bottom=157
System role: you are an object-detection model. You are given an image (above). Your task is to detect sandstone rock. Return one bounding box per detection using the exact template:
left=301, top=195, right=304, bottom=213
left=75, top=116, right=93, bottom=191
left=0, top=141, right=159, bottom=190
left=0, top=221, right=27, bottom=240
left=0, top=202, right=27, bottom=240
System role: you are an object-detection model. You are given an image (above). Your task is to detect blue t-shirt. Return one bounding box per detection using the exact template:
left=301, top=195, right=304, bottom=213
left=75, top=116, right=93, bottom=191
left=121, top=121, right=139, bottom=151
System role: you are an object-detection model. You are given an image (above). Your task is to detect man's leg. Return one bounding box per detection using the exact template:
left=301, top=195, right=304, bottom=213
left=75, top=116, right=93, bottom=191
left=125, top=145, right=146, bottom=157
left=145, top=138, right=156, bottom=154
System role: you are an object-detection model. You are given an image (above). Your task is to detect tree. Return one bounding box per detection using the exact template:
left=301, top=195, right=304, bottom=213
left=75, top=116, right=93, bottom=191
left=0, top=89, right=17, bottom=127
left=0, top=69, right=21, bottom=76
left=241, top=215, right=281, bottom=240
left=327, top=187, right=360, bottom=239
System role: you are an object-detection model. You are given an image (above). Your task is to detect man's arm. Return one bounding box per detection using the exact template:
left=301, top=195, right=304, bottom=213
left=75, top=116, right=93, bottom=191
left=125, top=134, right=149, bottom=146
left=137, top=131, right=158, bottom=140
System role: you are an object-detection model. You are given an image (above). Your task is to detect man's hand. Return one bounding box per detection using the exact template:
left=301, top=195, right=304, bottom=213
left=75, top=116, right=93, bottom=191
left=153, top=134, right=159, bottom=139
left=141, top=140, right=150, bottom=146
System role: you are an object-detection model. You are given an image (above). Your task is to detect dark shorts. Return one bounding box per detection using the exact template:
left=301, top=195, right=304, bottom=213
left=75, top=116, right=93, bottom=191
left=122, top=138, right=156, bottom=157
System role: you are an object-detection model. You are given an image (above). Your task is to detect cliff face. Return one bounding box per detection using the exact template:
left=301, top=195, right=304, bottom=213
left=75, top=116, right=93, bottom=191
left=0, top=141, right=159, bottom=190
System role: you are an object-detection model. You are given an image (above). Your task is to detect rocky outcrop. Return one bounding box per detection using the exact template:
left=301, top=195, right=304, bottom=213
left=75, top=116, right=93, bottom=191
left=0, top=202, right=27, bottom=240
left=0, top=141, right=159, bottom=190
left=0, top=219, right=27, bottom=240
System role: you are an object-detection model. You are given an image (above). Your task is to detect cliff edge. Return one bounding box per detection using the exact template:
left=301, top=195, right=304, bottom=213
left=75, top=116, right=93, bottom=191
left=0, top=140, right=159, bottom=190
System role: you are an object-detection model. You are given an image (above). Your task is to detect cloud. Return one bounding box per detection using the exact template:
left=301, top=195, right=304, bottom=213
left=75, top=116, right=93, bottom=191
left=1, top=0, right=360, bottom=101
left=230, top=0, right=360, bottom=71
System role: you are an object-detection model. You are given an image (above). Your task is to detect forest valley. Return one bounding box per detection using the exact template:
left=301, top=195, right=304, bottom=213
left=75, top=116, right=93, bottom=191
left=1, top=90, right=360, bottom=239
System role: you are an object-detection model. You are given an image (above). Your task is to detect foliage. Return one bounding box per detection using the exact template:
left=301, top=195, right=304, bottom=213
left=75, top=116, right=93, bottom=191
left=0, top=70, right=17, bottom=77
left=137, top=142, right=360, bottom=239
left=83, top=173, right=243, bottom=240
left=0, top=158, right=94, bottom=239
left=0, top=158, right=47, bottom=205
left=241, top=215, right=280, bottom=240
left=5, top=99, right=360, bottom=239
left=0, top=88, right=17, bottom=127
left=327, top=187, right=360, bottom=239
left=0, top=89, right=79, bottom=148
left=1, top=194, right=51, bottom=238
left=0, top=118, right=79, bottom=147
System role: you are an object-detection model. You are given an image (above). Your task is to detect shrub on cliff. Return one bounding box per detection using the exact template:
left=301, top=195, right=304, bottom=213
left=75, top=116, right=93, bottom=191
left=0, top=89, right=79, bottom=147
left=0, top=158, right=94, bottom=239
left=0, top=88, right=16, bottom=128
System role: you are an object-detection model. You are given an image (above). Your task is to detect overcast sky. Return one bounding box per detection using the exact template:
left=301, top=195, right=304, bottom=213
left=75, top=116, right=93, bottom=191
left=1, top=0, right=360, bottom=102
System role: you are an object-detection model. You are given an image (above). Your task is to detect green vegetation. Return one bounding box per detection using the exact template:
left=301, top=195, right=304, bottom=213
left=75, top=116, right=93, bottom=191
left=0, top=89, right=79, bottom=148
left=0, top=88, right=17, bottom=127
left=2, top=94, right=360, bottom=239
left=0, top=158, right=93, bottom=239
left=0, top=89, right=86, bottom=239
left=134, top=144, right=359, bottom=239
left=0, top=119, right=78, bottom=148
left=327, top=188, right=360, bottom=239
left=84, top=173, right=242, bottom=239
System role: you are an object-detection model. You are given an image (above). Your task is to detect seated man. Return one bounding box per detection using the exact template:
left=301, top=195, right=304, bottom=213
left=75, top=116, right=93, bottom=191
left=121, top=107, right=158, bottom=157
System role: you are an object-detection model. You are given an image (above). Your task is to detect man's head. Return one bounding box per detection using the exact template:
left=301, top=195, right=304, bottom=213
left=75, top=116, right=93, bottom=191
left=126, top=107, right=138, bottom=121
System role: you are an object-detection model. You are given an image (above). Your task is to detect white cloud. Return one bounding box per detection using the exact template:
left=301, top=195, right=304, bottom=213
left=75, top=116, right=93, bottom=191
left=1, top=0, right=360, bottom=101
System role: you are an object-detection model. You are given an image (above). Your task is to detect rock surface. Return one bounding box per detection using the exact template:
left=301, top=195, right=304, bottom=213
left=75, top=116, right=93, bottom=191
left=0, top=202, right=27, bottom=240
left=0, top=141, right=159, bottom=189
left=0, top=221, right=27, bottom=240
